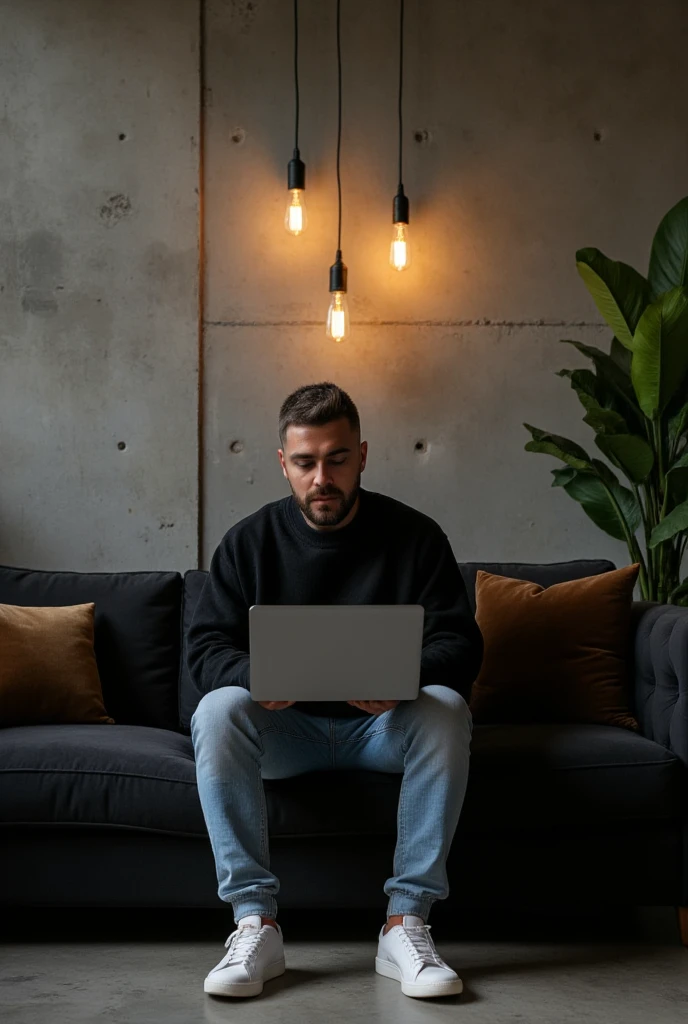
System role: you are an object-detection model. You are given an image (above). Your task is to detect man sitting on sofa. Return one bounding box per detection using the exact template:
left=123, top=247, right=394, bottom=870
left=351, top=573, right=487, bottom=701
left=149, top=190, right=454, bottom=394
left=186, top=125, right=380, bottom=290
left=187, top=380, right=484, bottom=1001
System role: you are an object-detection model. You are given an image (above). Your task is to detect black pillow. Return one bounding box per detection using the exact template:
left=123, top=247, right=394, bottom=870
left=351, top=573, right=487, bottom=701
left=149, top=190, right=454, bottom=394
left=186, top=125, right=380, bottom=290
left=0, top=564, right=183, bottom=731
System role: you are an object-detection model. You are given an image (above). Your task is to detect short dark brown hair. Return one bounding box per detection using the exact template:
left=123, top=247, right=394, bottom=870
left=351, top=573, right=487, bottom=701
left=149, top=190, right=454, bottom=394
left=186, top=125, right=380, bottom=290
left=279, top=382, right=360, bottom=449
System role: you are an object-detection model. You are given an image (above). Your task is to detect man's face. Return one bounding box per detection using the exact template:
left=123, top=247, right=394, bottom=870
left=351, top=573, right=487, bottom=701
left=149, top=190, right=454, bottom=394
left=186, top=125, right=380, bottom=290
left=278, top=417, right=368, bottom=530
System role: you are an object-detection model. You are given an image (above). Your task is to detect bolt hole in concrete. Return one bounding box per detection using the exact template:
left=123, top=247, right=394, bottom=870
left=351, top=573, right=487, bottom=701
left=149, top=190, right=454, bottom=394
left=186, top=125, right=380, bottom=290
left=414, top=129, right=430, bottom=144
left=593, top=128, right=606, bottom=142
left=118, top=133, right=127, bottom=141
left=231, top=128, right=246, bottom=144
left=230, top=441, right=244, bottom=453
left=415, top=440, right=427, bottom=452
left=117, top=442, right=127, bottom=451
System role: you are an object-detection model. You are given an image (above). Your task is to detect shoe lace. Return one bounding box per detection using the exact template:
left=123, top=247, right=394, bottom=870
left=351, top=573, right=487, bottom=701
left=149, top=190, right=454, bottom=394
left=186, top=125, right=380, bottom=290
left=223, top=927, right=266, bottom=966
left=400, top=924, right=445, bottom=969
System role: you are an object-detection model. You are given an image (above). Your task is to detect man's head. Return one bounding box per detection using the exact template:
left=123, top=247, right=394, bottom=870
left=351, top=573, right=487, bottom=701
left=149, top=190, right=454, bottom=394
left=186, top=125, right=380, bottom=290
left=278, top=382, right=367, bottom=532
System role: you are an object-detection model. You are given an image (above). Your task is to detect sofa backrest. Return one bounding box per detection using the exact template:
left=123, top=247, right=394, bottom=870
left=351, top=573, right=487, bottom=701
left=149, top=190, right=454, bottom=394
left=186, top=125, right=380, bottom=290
left=458, top=559, right=617, bottom=612
left=178, top=559, right=617, bottom=732
left=0, top=563, right=183, bottom=731
left=180, top=569, right=208, bottom=732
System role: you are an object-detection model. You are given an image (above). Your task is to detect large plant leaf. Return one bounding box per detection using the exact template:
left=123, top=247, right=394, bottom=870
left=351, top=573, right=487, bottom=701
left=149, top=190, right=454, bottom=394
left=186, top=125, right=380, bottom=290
left=562, top=471, right=641, bottom=541
left=523, top=425, right=593, bottom=470
left=583, top=406, right=629, bottom=434
left=648, top=196, right=688, bottom=299
left=558, top=367, right=629, bottom=432
left=590, top=458, right=622, bottom=487
left=551, top=468, right=578, bottom=487
left=576, top=247, right=650, bottom=350
left=666, top=451, right=688, bottom=506
left=610, top=336, right=633, bottom=374
left=631, top=287, right=688, bottom=418
left=649, top=497, right=688, bottom=547
left=668, top=402, right=688, bottom=446
left=560, top=339, right=638, bottom=408
left=594, top=434, right=654, bottom=483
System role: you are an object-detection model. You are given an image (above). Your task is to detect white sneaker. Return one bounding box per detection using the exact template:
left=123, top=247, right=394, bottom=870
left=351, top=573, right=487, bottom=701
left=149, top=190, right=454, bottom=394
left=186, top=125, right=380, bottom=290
left=375, top=915, right=463, bottom=998
left=203, top=915, right=286, bottom=998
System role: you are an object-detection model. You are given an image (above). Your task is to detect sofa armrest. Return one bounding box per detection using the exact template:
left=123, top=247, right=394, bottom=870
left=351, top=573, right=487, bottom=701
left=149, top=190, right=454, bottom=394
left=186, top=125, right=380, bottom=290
left=632, top=602, right=688, bottom=766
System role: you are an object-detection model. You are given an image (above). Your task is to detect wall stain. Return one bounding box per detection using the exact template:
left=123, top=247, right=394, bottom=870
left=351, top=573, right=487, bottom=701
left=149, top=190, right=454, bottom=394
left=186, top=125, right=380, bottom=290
left=21, top=288, right=58, bottom=316
left=230, top=0, right=257, bottom=34
left=99, top=194, right=132, bottom=227
left=17, top=231, right=64, bottom=316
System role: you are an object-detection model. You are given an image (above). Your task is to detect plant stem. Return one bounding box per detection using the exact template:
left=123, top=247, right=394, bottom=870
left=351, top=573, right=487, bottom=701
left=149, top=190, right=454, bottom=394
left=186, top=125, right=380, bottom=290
left=653, top=417, right=669, bottom=602
left=599, top=478, right=649, bottom=599
left=633, top=483, right=654, bottom=600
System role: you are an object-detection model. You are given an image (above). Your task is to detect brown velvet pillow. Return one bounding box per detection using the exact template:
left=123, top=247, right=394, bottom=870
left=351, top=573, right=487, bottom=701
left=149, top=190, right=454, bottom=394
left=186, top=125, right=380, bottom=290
left=0, top=602, right=114, bottom=726
left=468, top=564, right=640, bottom=730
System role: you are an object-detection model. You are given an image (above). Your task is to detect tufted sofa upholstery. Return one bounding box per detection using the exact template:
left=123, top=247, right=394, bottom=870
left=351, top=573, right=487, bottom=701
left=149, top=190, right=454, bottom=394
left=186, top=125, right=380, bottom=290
left=0, top=558, right=687, bottom=933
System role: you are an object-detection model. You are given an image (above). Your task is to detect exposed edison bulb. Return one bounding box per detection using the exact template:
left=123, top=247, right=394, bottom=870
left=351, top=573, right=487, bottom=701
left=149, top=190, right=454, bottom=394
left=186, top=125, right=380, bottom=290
left=326, top=291, right=350, bottom=343
left=390, top=221, right=410, bottom=270
left=285, top=189, right=307, bottom=235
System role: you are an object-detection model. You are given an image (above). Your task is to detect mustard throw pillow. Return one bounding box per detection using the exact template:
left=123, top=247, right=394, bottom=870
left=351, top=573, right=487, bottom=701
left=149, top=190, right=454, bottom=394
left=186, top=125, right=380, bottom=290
left=468, top=564, right=640, bottom=730
left=0, top=602, right=114, bottom=726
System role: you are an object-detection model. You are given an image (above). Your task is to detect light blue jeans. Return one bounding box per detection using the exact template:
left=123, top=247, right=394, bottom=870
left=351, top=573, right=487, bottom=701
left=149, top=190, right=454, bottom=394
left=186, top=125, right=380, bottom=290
left=190, top=683, right=473, bottom=924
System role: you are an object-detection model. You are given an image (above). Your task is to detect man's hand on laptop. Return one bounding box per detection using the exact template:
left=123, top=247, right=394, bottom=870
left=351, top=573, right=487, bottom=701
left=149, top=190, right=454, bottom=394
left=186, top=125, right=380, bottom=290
left=347, top=700, right=400, bottom=715
left=256, top=700, right=400, bottom=715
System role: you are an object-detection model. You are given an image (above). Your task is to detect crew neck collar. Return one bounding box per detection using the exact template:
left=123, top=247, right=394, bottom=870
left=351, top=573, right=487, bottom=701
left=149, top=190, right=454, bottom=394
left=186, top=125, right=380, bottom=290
left=284, top=486, right=369, bottom=547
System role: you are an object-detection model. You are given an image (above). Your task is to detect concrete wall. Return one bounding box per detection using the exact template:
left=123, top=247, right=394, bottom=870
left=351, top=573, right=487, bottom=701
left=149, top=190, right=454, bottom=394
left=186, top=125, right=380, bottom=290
left=202, top=0, right=688, bottom=568
left=2, top=0, right=687, bottom=572
left=0, top=0, right=199, bottom=571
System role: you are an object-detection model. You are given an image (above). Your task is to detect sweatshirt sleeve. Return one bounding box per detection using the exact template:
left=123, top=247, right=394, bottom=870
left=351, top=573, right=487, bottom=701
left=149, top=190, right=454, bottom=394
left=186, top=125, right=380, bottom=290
left=415, top=528, right=484, bottom=704
left=186, top=539, right=251, bottom=697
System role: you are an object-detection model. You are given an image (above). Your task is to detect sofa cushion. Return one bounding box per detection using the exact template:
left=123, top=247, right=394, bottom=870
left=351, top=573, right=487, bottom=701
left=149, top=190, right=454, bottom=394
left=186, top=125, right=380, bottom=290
left=458, top=560, right=617, bottom=612
left=0, top=721, right=681, bottom=839
left=0, top=565, right=182, bottom=731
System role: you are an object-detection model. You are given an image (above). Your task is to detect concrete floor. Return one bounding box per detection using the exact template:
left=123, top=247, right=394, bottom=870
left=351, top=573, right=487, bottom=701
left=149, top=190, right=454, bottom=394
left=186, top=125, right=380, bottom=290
left=1, top=906, right=687, bottom=1023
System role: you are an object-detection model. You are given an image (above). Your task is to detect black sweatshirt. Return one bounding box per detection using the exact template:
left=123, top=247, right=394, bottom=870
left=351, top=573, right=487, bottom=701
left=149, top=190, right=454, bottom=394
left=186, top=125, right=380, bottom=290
left=186, top=486, right=484, bottom=718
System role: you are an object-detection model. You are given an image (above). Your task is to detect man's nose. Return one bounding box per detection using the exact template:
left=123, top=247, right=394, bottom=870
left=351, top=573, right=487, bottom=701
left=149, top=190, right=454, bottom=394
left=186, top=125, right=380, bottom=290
left=313, top=464, right=333, bottom=487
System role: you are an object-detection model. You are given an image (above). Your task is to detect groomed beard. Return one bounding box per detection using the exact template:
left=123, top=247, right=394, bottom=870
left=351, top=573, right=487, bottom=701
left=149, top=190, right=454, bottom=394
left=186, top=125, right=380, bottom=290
left=290, top=470, right=362, bottom=529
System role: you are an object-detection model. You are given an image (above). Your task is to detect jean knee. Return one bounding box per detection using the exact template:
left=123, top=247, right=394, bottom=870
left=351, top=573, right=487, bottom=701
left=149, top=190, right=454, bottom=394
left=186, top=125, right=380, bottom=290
left=190, top=686, right=254, bottom=732
left=417, top=684, right=473, bottom=734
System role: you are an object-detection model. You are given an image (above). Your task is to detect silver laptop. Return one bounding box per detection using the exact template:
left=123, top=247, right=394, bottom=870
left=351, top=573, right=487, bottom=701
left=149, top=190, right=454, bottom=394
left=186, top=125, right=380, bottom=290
left=249, top=605, right=425, bottom=703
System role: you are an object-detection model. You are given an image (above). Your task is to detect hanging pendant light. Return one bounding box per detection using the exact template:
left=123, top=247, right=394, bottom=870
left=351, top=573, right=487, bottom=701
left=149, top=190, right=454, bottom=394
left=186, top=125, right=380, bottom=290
left=285, top=0, right=307, bottom=235
left=390, top=0, right=410, bottom=270
left=326, top=0, right=350, bottom=342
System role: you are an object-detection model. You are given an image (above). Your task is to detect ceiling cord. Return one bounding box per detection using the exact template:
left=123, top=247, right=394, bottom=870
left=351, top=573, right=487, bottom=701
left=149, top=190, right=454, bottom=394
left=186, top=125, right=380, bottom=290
left=336, top=0, right=342, bottom=252
left=398, top=0, right=404, bottom=190
left=293, top=0, right=300, bottom=152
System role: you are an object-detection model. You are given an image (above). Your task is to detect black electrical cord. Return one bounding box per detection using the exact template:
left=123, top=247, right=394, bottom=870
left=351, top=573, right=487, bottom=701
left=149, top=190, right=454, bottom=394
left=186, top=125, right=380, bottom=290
left=293, top=0, right=299, bottom=151
left=287, top=0, right=305, bottom=196
left=391, top=0, right=409, bottom=230
left=336, top=0, right=343, bottom=251
left=397, top=0, right=404, bottom=191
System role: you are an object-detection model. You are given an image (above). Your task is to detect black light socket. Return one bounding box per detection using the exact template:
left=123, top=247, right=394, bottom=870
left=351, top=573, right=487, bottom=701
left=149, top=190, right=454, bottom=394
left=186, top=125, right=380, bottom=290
left=329, top=250, right=348, bottom=293
left=287, top=148, right=306, bottom=191
left=393, top=185, right=409, bottom=225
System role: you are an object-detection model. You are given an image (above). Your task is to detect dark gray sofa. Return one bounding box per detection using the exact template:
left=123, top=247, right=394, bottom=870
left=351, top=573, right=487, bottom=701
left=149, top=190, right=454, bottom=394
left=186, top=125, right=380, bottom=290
left=1, top=558, right=687, bottom=945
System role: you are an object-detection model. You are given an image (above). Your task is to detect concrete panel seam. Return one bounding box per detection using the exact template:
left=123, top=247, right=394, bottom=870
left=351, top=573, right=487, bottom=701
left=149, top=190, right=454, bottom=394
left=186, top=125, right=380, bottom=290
left=205, top=319, right=602, bottom=328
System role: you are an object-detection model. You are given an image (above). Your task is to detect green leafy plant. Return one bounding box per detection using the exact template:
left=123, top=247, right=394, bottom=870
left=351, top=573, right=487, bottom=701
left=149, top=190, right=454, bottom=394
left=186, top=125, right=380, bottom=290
left=524, top=196, right=688, bottom=605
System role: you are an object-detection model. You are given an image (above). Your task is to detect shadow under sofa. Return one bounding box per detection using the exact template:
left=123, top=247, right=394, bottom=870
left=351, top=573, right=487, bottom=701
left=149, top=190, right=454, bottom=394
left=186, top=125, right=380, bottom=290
left=0, top=557, right=686, bottom=944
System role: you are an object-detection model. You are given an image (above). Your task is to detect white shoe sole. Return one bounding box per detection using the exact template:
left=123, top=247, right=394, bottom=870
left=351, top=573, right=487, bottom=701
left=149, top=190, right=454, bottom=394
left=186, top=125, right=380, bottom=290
left=204, top=958, right=286, bottom=998
left=375, top=956, right=463, bottom=998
